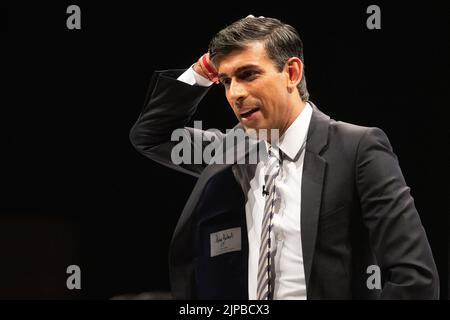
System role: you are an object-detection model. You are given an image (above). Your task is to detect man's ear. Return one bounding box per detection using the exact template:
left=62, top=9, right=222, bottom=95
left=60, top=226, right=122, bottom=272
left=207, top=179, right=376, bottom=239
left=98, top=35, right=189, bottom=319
left=285, top=57, right=303, bottom=92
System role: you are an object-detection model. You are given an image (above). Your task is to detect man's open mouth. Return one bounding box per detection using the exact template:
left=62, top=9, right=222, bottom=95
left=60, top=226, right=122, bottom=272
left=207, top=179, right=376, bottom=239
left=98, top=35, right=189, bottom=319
left=240, top=107, right=260, bottom=118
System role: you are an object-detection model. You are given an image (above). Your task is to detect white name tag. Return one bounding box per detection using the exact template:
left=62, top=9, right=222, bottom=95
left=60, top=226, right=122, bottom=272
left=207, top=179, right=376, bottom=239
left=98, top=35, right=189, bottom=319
left=210, top=227, right=241, bottom=257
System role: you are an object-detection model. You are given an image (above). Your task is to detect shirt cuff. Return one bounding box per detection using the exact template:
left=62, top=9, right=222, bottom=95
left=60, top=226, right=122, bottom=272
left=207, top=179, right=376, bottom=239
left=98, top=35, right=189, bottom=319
left=177, top=65, right=214, bottom=87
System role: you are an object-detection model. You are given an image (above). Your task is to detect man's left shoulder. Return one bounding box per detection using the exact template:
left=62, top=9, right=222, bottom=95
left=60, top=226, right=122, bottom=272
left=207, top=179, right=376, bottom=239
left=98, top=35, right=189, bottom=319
left=329, top=118, right=371, bottom=137
left=310, top=104, right=391, bottom=151
left=311, top=103, right=373, bottom=140
left=327, top=119, right=393, bottom=156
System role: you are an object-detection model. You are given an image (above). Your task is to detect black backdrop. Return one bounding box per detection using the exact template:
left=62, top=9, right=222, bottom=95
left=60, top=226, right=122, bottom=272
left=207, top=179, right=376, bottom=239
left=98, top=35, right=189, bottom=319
left=3, top=1, right=449, bottom=299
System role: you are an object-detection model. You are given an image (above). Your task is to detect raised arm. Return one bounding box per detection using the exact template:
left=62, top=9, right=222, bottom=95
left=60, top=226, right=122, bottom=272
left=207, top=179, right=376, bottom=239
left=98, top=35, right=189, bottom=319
left=129, top=54, right=223, bottom=178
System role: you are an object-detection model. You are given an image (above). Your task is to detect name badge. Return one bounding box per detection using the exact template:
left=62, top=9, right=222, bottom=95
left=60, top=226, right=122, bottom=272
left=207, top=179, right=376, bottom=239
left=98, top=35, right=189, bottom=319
left=210, top=227, right=241, bottom=257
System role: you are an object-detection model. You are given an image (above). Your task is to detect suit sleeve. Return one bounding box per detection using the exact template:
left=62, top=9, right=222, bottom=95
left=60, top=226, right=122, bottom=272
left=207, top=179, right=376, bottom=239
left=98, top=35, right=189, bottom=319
left=129, top=69, right=224, bottom=178
left=355, top=127, right=440, bottom=299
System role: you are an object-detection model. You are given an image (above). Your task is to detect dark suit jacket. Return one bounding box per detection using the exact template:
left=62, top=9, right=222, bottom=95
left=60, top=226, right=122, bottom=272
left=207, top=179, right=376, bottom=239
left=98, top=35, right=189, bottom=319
left=129, top=69, right=440, bottom=299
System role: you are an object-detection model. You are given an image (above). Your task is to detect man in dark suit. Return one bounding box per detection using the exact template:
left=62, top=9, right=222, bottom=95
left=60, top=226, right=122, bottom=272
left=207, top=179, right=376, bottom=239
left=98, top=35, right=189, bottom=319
left=129, top=16, right=439, bottom=299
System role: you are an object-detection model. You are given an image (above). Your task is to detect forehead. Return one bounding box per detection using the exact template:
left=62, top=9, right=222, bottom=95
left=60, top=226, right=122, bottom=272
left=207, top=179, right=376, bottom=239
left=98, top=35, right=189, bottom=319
left=216, top=42, right=273, bottom=75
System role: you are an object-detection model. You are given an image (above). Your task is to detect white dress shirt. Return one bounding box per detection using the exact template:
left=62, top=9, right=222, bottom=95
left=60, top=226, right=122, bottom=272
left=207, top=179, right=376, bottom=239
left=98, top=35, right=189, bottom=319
left=177, top=67, right=312, bottom=299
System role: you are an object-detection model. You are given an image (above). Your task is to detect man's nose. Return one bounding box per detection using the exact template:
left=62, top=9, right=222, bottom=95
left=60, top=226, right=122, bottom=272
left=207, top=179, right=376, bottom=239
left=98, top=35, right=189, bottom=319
left=229, top=79, right=247, bottom=103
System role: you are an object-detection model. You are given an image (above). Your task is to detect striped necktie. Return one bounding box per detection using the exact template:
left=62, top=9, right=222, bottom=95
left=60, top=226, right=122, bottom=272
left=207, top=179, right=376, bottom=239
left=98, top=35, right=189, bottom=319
left=257, top=146, right=281, bottom=300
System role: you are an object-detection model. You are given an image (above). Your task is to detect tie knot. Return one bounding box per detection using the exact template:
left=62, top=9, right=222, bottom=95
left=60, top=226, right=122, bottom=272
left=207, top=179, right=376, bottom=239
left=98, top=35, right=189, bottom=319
left=265, top=147, right=281, bottom=180
left=268, top=146, right=283, bottom=163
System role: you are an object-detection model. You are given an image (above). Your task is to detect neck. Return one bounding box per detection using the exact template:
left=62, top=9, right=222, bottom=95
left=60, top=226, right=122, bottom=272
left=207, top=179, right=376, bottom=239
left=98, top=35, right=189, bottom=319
left=278, top=98, right=306, bottom=140
left=265, top=100, right=305, bottom=144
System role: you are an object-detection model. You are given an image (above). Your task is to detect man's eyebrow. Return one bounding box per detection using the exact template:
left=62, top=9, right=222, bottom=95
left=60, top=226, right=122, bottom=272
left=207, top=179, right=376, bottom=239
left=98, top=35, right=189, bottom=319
left=218, top=64, right=261, bottom=80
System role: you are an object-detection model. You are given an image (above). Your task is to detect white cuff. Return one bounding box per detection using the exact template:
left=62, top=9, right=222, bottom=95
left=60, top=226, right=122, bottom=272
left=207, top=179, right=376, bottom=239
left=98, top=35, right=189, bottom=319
left=177, top=65, right=214, bottom=87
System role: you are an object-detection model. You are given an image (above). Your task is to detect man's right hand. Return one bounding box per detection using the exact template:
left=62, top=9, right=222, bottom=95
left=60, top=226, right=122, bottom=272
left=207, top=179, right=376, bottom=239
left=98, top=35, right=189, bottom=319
left=193, top=53, right=219, bottom=84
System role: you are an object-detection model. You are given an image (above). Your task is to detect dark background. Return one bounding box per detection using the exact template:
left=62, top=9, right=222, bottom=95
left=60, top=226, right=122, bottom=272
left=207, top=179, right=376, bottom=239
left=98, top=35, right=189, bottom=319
left=3, top=1, right=449, bottom=299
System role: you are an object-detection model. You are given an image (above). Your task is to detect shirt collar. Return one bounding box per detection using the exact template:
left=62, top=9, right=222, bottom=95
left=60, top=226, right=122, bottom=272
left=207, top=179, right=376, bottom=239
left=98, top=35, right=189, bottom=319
left=265, top=102, right=313, bottom=162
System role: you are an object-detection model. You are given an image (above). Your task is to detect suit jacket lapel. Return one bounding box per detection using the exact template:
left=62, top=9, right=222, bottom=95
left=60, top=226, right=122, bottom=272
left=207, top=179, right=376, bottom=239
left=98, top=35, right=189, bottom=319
left=301, top=103, right=330, bottom=289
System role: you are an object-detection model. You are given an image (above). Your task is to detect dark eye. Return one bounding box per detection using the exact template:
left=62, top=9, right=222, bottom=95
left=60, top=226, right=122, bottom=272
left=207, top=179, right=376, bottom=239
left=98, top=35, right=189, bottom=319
left=221, top=78, right=231, bottom=86
left=241, top=70, right=256, bottom=79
